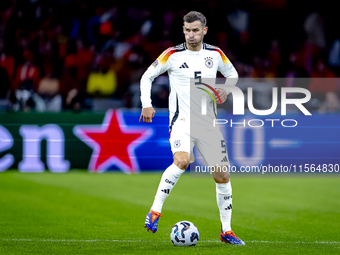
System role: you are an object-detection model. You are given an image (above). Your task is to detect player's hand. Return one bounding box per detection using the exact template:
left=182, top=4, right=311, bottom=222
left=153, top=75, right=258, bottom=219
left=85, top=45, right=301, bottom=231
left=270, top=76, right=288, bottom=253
left=139, top=107, right=155, bottom=123
left=215, top=88, right=228, bottom=104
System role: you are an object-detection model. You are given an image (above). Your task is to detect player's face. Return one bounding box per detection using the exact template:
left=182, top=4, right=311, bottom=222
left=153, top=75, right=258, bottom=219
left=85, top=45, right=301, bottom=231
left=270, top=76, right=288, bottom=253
left=183, top=21, right=207, bottom=50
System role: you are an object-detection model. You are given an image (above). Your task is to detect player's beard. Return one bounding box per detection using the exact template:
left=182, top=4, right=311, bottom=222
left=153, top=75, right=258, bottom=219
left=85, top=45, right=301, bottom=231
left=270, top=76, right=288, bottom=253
left=187, top=37, right=203, bottom=49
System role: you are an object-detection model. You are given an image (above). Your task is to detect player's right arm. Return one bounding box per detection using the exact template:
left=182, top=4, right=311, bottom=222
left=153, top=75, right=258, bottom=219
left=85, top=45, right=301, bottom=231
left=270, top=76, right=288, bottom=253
left=139, top=48, right=172, bottom=123
left=139, top=107, right=155, bottom=123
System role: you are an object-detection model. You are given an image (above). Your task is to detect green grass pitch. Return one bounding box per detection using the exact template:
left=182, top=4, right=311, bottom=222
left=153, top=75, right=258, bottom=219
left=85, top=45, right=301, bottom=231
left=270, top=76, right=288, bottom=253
left=0, top=171, right=339, bottom=254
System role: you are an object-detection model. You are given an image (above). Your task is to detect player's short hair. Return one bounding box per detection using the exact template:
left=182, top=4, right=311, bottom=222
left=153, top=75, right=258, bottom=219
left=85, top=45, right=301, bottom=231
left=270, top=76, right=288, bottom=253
left=183, top=11, right=207, bottom=27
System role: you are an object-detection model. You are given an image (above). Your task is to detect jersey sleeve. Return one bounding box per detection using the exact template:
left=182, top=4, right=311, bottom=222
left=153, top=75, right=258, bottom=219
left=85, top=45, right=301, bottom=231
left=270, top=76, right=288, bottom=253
left=140, top=48, right=174, bottom=108
left=216, top=48, right=239, bottom=93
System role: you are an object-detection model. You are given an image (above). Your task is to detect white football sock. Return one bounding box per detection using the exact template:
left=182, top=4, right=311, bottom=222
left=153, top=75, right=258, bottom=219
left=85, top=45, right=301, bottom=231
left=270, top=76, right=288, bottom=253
left=216, top=182, right=232, bottom=232
left=151, top=163, right=184, bottom=213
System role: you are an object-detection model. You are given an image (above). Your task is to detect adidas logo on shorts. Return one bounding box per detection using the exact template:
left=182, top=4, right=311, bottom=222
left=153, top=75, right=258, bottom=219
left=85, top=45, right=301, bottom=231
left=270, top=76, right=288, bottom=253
left=221, top=156, right=228, bottom=162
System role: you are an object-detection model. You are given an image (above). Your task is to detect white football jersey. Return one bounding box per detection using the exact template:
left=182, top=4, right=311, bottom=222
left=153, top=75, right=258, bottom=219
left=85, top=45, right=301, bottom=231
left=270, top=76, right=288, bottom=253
left=140, top=42, right=238, bottom=130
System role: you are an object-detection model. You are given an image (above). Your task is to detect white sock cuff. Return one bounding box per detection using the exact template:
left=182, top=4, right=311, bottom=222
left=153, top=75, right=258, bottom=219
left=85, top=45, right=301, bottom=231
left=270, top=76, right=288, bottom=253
left=216, top=182, right=232, bottom=195
left=170, top=163, right=185, bottom=178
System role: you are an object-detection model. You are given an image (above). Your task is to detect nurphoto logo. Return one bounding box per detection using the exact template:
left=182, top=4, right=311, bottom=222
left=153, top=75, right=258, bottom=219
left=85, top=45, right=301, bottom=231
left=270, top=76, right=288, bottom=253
left=195, top=79, right=312, bottom=128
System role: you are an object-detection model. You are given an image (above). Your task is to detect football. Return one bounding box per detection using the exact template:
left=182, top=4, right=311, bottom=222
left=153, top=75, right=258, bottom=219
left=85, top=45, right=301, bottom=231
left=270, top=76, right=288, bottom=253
left=170, top=221, right=199, bottom=246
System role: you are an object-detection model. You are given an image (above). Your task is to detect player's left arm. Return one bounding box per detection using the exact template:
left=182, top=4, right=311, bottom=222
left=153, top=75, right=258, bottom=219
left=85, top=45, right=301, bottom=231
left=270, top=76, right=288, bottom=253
left=215, top=50, right=239, bottom=104
left=215, top=88, right=228, bottom=104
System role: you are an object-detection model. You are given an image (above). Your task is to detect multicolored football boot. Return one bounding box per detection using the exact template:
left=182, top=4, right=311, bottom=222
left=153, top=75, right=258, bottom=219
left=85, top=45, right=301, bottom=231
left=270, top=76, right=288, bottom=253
left=220, top=230, right=246, bottom=245
left=144, top=210, right=163, bottom=233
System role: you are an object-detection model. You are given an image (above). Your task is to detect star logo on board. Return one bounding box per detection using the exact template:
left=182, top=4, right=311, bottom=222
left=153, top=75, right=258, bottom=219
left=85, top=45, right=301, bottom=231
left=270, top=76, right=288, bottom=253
left=73, top=110, right=152, bottom=173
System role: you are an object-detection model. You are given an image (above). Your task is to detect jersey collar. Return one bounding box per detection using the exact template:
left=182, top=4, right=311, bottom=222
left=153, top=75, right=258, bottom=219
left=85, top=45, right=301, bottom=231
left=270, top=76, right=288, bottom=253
left=184, top=42, right=206, bottom=52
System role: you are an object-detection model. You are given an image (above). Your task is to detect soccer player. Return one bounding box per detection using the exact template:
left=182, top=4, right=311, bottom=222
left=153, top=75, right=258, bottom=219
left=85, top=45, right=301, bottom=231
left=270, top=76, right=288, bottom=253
left=139, top=11, right=245, bottom=245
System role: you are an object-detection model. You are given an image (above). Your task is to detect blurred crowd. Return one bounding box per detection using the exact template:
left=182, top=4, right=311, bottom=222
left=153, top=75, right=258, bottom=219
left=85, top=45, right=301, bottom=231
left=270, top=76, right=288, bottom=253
left=0, top=0, right=339, bottom=112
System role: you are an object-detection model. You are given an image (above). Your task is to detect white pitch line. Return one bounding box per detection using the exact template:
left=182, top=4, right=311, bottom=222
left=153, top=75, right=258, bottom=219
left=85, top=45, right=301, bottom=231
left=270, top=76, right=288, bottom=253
left=1, top=239, right=340, bottom=244
left=247, top=240, right=340, bottom=244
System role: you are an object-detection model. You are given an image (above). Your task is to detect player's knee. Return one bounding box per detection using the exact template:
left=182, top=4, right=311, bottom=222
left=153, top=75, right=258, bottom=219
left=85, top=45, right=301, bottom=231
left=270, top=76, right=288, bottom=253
left=214, top=177, right=230, bottom=183
left=173, top=152, right=190, bottom=170
left=212, top=166, right=230, bottom=183
left=174, top=158, right=190, bottom=170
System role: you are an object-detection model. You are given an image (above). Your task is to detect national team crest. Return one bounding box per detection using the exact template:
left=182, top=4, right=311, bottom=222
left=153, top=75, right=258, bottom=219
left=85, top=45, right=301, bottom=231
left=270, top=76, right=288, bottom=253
left=205, top=57, right=213, bottom=68
left=174, top=140, right=181, bottom=148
